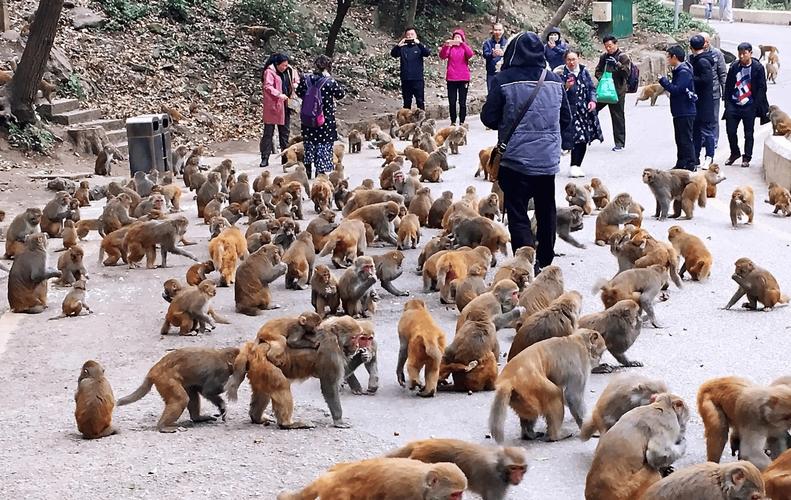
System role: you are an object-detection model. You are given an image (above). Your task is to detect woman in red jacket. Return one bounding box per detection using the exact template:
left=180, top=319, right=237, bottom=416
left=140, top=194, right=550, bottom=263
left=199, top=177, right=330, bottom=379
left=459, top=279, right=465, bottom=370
left=439, top=29, right=474, bottom=126
left=260, top=53, right=299, bottom=168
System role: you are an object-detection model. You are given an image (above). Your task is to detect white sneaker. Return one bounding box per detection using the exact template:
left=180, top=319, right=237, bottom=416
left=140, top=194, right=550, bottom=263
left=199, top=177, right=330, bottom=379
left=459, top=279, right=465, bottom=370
left=702, top=156, right=713, bottom=168
left=569, top=165, right=585, bottom=178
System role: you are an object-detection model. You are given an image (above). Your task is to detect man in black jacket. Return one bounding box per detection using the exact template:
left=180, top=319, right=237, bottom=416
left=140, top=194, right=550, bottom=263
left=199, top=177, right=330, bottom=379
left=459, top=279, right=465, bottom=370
left=723, top=42, right=769, bottom=169
left=689, top=35, right=716, bottom=167
left=594, top=35, right=631, bottom=152
left=390, top=27, right=431, bottom=110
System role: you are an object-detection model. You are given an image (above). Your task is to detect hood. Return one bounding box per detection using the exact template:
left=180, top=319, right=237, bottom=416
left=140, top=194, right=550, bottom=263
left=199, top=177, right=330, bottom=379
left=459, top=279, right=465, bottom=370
left=692, top=50, right=714, bottom=65
left=452, top=29, right=467, bottom=42
left=546, top=27, right=561, bottom=42
left=502, top=32, right=546, bottom=70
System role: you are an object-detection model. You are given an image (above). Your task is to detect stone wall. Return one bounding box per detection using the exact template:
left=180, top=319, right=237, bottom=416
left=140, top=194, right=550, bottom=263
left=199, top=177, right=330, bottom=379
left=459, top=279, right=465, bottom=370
left=764, top=135, right=791, bottom=189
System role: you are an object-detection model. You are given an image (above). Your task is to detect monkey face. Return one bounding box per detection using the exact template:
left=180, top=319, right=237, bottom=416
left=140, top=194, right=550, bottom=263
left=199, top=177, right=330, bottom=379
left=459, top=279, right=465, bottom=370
left=507, top=464, right=527, bottom=485
left=733, top=258, right=755, bottom=277
left=667, top=225, right=682, bottom=240
left=320, top=210, right=335, bottom=223
left=198, top=280, right=217, bottom=297
left=642, top=170, right=655, bottom=184
left=732, top=190, right=745, bottom=203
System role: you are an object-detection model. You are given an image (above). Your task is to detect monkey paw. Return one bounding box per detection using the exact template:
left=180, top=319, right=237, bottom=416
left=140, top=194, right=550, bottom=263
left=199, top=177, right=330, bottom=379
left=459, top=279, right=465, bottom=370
left=623, top=360, right=644, bottom=367
left=366, top=387, right=378, bottom=395
left=464, top=360, right=479, bottom=372
left=333, top=420, right=352, bottom=429
left=659, top=466, right=675, bottom=477
left=591, top=364, right=614, bottom=374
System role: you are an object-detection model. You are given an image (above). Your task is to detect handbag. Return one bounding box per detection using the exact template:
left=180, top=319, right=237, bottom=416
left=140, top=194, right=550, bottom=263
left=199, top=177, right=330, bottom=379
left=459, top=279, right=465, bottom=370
left=596, top=70, right=619, bottom=104
left=487, top=69, right=547, bottom=182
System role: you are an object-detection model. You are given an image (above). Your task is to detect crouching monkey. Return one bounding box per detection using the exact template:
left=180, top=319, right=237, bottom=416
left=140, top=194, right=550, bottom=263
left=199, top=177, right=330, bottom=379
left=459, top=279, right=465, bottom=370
left=764, top=449, right=791, bottom=499
left=724, top=257, right=788, bottom=311
left=75, top=360, right=118, bottom=439
left=642, top=460, right=765, bottom=500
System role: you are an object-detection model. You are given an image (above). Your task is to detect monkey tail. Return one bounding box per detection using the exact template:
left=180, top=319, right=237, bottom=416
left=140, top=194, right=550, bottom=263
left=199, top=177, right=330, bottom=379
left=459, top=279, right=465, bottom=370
left=225, top=341, right=255, bottom=401
left=318, top=236, right=336, bottom=257
left=383, top=442, right=415, bottom=458
left=489, top=382, right=513, bottom=444
left=580, top=418, right=596, bottom=441
left=97, top=243, right=105, bottom=265
left=437, top=263, right=456, bottom=293
left=698, top=185, right=707, bottom=208
left=591, top=278, right=608, bottom=295
left=117, top=377, right=154, bottom=406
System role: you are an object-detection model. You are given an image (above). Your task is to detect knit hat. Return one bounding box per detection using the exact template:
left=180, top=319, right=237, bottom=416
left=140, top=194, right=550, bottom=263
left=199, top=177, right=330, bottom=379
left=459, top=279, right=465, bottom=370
left=501, top=32, right=546, bottom=70
left=689, top=35, right=705, bottom=50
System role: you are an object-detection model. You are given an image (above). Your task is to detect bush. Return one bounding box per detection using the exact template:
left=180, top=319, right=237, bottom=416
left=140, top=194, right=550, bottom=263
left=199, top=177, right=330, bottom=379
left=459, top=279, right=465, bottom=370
left=745, top=0, right=790, bottom=10
left=636, top=0, right=713, bottom=36
left=565, top=19, right=597, bottom=58
left=58, top=74, right=86, bottom=101
left=229, top=0, right=301, bottom=33
left=95, top=0, right=150, bottom=29
left=6, top=122, right=55, bottom=154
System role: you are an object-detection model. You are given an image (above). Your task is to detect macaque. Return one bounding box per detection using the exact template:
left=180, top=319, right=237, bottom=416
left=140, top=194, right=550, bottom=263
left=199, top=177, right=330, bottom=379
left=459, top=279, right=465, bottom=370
left=74, top=360, right=117, bottom=439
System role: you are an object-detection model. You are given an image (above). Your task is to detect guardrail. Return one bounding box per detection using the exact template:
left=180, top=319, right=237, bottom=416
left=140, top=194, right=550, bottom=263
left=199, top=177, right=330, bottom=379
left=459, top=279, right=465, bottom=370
left=659, top=1, right=791, bottom=25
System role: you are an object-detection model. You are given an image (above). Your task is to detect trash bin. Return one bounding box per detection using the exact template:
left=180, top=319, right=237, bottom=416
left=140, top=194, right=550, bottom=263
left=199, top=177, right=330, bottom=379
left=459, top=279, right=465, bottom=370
left=126, top=114, right=172, bottom=175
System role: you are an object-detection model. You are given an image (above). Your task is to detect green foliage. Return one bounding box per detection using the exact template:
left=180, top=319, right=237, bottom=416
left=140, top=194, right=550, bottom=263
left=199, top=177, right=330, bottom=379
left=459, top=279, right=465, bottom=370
left=96, top=0, right=218, bottom=28
left=565, top=19, right=597, bottom=57
left=745, top=0, right=790, bottom=10
left=229, top=0, right=301, bottom=33
left=58, top=74, right=87, bottom=101
left=317, top=21, right=366, bottom=55
left=358, top=54, right=401, bottom=91
left=96, top=0, right=150, bottom=29
left=635, top=0, right=713, bottom=36
left=6, top=122, right=55, bottom=155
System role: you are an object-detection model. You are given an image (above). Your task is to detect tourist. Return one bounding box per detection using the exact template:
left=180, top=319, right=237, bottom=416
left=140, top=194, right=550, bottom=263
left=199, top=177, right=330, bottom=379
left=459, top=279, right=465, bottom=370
left=390, top=27, right=431, bottom=110
left=544, top=27, right=567, bottom=71
left=439, top=29, right=474, bottom=126
left=659, top=46, right=697, bottom=171
left=702, top=0, right=713, bottom=21
left=723, top=42, right=769, bottom=169
left=594, top=35, right=631, bottom=152
left=481, top=32, right=572, bottom=272
left=482, top=23, right=508, bottom=93
left=719, top=0, right=734, bottom=23
left=559, top=49, right=602, bottom=178
left=700, top=32, right=727, bottom=148
left=295, top=55, right=345, bottom=178
left=259, top=53, right=299, bottom=168
left=689, top=35, right=716, bottom=167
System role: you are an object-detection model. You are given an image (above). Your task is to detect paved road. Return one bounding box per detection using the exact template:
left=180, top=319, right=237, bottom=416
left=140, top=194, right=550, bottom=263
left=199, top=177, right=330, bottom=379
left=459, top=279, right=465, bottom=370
left=2, top=20, right=791, bottom=499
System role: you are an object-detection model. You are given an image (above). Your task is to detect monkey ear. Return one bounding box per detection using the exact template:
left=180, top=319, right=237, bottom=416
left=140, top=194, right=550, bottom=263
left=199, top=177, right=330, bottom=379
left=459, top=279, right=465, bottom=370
left=299, top=315, right=307, bottom=326
left=672, top=399, right=685, bottom=412
left=425, top=470, right=440, bottom=488
left=588, top=331, right=601, bottom=343
left=729, top=467, right=747, bottom=488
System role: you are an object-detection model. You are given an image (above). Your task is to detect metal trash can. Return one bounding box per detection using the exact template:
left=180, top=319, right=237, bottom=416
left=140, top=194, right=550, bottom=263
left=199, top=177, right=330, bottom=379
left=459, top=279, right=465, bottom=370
left=126, top=114, right=172, bottom=175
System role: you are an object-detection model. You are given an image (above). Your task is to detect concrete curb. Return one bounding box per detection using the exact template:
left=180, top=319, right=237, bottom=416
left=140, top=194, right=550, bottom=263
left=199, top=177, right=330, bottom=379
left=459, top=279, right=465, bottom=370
left=764, top=135, right=791, bottom=189
left=660, top=1, right=791, bottom=25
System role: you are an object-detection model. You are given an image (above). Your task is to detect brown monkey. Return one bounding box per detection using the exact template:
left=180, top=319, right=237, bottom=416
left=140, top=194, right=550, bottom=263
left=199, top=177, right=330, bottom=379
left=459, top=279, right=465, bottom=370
left=578, top=299, right=642, bottom=373
left=220, top=203, right=243, bottom=225
left=341, top=189, right=404, bottom=217
left=634, top=83, right=669, bottom=106
left=74, top=360, right=117, bottom=439
left=74, top=181, right=91, bottom=207
left=508, top=291, right=582, bottom=360
left=276, top=458, right=467, bottom=500
left=397, top=213, right=421, bottom=250
left=228, top=172, right=251, bottom=209
left=347, top=201, right=400, bottom=246
left=395, top=168, right=423, bottom=206
left=439, top=308, right=499, bottom=392
left=404, top=145, right=430, bottom=173
left=125, top=217, right=198, bottom=269
left=246, top=231, right=272, bottom=254
left=40, top=191, right=72, bottom=237
left=343, top=319, right=379, bottom=395
left=51, top=279, right=92, bottom=318
left=196, top=171, right=222, bottom=218
left=305, top=209, right=337, bottom=251
left=4, top=208, right=43, bottom=258
left=386, top=439, right=527, bottom=500
left=668, top=225, right=712, bottom=281
left=769, top=105, right=791, bottom=136
left=492, top=246, right=536, bottom=287
left=94, top=146, right=114, bottom=176
left=588, top=177, right=610, bottom=209
left=186, top=260, right=215, bottom=286
left=642, top=460, right=765, bottom=500
left=475, top=145, right=494, bottom=179
left=478, top=193, right=502, bottom=221
left=234, top=244, right=287, bottom=315
left=517, top=265, right=565, bottom=323
left=452, top=263, right=487, bottom=312
left=133, top=193, right=167, bottom=219
left=338, top=256, right=377, bottom=318
left=310, top=264, right=340, bottom=318
left=397, top=299, right=447, bottom=397
left=759, top=44, right=780, bottom=60
left=565, top=182, right=594, bottom=215
left=764, top=449, right=791, bottom=499
left=252, top=170, right=271, bottom=193
left=445, top=126, right=467, bottom=154
left=766, top=182, right=791, bottom=217
left=347, top=129, right=363, bottom=153
left=203, top=193, right=226, bottom=225
left=273, top=216, right=300, bottom=251
left=309, top=175, right=334, bottom=213
left=730, top=186, right=755, bottom=227
left=435, top=246, right=493, bottom=300
left=705, top=163, right=726, bottom=198
left=274, top=191, right=296, bottom=219
left=490, top=330, right=607, bottom=443
left=679, top=172, right=708, bottom=219
left=381, top=161, right=404, bottom=191
left=107, top=182, right=142, bottom=213
left=282, top=231, right=315, bottom=290
left=55, top=219, right=78, bottom=252
left=161, top=280, right=225, bottom=335
left=628, top=230, right=682, bottom=288
left=642, top=168, right=693, bottom=220
left=724, top=257, right=787, bottom=310
left=208, top=225, right=248, bottom=285
left=7, top=233, right=60, bottom=313
left=585, top=393, right=690, bottom=500
left=421, top=146, right=451, bottom=182
left=428, top=190, right=454, bottom=228
left=698, top=377, right=791, bottom=470
left=74, top=218, right=101, bottom=241
left=417, top=234, right=453, bottom=272
left=408, top=186, right=432, bottom=226
left=56, top=245, right=88, bottom=286
left=595, top=193, right=640, bottom=245
left=580, top=374, right=669, bottom=441
left=372, top=250, right=409, bottom=297
left=319, top=219, right=368, bottom=269
left=451, top=216, right=509, bottom=266
left=457, top=279, right=524, bottom=334
left=100, top=193, right=136, bottom=235
left=117, top=347, right=241, bottom=432
left=595, top=264, right=668, bottom=327
left=97, top=224, right=136, bottom=266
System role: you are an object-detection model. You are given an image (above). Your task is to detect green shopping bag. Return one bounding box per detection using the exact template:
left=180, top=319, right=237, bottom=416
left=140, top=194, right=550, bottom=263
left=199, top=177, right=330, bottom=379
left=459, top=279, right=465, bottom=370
left=596, top=70, right=619, bottom=104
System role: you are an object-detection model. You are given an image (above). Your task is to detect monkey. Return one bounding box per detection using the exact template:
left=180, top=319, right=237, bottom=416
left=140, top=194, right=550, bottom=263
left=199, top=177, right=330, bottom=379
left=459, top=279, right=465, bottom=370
left=697, top=376, right=791, bottom=470
left=274, top=181, right=304, bottom=220
left=234, top=244, right=287, bottom=315
left=125, top=217, right=197, bottom=269
left=344, top=319, right=379, bottom=395
left=97, top=223, right=136, bottom=266
left=132, top=171, right=154, bottom=198
left=396, top=122, right=417, bottom=140
left=117, top=347, right=242, bottom=432
left=584, top=393, right=690, bottom=500
left=438, top=308, right=500, bottom=393
left=100, top=193, right=136, bottom=236
left=341, top=189, right=404, bottom=217
left=228, top=172, right=251, bottom=210
left=418, top=131, right=437, bottom=153
left=578, top=299, right=643, bottom=373
left=211, top=159, right=235, bottom=193
left=634, top=82, right=669, bottom=106
left=594, top=264, right=668, bottom=328
left=677, top=172, right=708, bottom=219
left=626, top=229, right=683, bottom=288
left=161, top=280, right=225, bottom=335
left=252, top=170, right=271, bottom=194
left=667, top=225, right=712, bottom=281
left=347, top=201, right=400, bottom=246
left=338, top=256, right=377, bottom=318
left=305, top=209, right=337, bottom=252
left=308, top=175, right=333, bottom=214
left=642, top=168, right=693, bottom=220
left=724, top=257, right=788, bottom=311
left=408, top=186, right=432, bottom=226
left=490, top=330, right=607, bottom=443
left=491, top=246, right=535, bottom=288
left=52, top=218, right=78, bottom=253
left=208, top=224, right=248, bottom=285
left=188, top=170, right=207, bottom=193
left=171, top=145, right=190, bottom=175
left=4, top=208, right=43, bottom=259
left=767, top=58, right=779, bottom=84
left=74, top=181, right=91, bottom=208
left=276, top=458, right=467, bottom=500
left=474, top=145, right=497, bottom=180
left=595, top=193, right=640, bottom=246
left=766, top=181, right=791, bottom=216
left=74, top=360, right=117, bottom=439
left=246, top=231, right=272, bottom=254
left=186, top=260, right=215, bottom=286
left=396, top=299, right=448, bottom=397
left=417, top=234, right=453, bottom=273
left=641, top=460, right=765, bottom=500
left=551, top=205, right=586, bottom=250
left=94, top=146, right=114, bottom=176
left=434, top=246, right=493, bottom=300
left=580, top=374, right=669, bottom=441
left=282, top=231, right=315, bottom=290
left=7, top=233, right=61, bottom=313
left=196, top=171, right=222, bottom=219
left=280, top=165, right=311, bottom=199
left=764, top=449, right=791, bottom=499
left=478, top=193, right=502, bottom=221
left=451, top=216, right=509, bottom=266
left=452, top=263, right=487, bottom=312
left=379, top=140, right=399, bottom=163
left=508, top=291, right=582, bottom=360
left=392, top=168, right=421, bottom=207
left=404, top=145, right=430, bottom=173
left=445, top=126, right=467, bottom=155
left=397, top=213, right=421, bottom=250
left=319, top=219, right=368, bottom=269
left=730, top=186, right=755, bottom=227
left=107, top=182, right=142, bottom=215
left=386, top=439, right=527, bottom=500
left=281, top=141, right=305, bottom=170
left=588, top=177, right=610, bottom=209
left=565, top=182, right=594, bottom=215
left=362, top=250, right=407, bottom=298
left=769, top=105, right=791, bottom=136
left=759, top=44, right=780, bottom=60
left=433, top=126, right=455, bottom=146
left=40, top=191, right=72, bottom=238
left=347, top=129, right=363, bottom=153
left=219, top=202, right=243, bottom=225
left=702, top=163, right=726, bottom=198
left=380, top=160, right=404, bottom=191
left=421, top=146, right=451, bottom=182
left=457, top=279, right=524, bottom=335
left=310, top=264, right=340, bottom=318
left=274, top=191, right=296, bottom=219
left=56, top=245, right=88, bottom=286
left=50, top=278, right=92, bottom=319
left=516, top=265, right=565, bottom=324
left=133, top=193, right=167, bottom=219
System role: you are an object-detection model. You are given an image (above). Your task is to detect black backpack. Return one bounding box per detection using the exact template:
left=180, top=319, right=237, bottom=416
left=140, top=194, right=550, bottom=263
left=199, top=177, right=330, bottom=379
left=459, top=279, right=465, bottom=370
left=626, top=62, right=640, bottom=94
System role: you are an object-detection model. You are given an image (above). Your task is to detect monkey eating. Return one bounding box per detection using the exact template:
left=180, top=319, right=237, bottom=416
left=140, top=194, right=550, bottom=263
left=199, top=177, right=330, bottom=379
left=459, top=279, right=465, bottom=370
left=7, top=233, right=61, bottom=313
left=724, top=257, right=788, bottom=311
left=74, top=360, right=118, bottom=439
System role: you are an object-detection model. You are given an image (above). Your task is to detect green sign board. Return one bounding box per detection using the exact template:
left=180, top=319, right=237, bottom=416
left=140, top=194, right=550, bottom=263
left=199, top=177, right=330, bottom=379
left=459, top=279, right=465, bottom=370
left=611, top=0, right=634, bottom=38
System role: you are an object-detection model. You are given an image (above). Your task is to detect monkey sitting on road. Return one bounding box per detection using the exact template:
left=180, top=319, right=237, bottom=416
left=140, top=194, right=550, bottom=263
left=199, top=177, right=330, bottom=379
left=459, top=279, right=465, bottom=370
left=161, top=280, right=227, bottom=335
left=766, top=182, right=791, bottom=217
left=595, top=193, right=640, bottom=246
left=507, top=291, right=581, bottom=360
left=7, top=233, right=61, bottom=313
left=343, top=320, right=379, bottom=396
left=74, top=360, right=117, bottom=439
left=578, top=299, right=643, bottom=373
left=641, top=460, right=765, bottom=499
left=50, top=279, right=92, bottom=319
left=724, top=257, right=788, bottom=311
left=594, top=264, right=669, bottom=328
left=438, top=309, right=499, bottom=393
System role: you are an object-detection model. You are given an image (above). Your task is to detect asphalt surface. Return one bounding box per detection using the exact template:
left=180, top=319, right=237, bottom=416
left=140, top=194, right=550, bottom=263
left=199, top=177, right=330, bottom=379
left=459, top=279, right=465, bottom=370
left=1, top=20, right=790, bottom=499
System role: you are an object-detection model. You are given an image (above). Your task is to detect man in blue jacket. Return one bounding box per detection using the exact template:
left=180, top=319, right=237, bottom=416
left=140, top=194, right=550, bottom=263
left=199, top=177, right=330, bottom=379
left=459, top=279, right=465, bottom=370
left=481, top=32, right=572, bottom=271
left=390, top=27, right=431, bottom=110
left=482, top=23, right=508, bottom=93
left=659, top=46, right=697, bottom=171
left=723, top=42, right=768, bottom=169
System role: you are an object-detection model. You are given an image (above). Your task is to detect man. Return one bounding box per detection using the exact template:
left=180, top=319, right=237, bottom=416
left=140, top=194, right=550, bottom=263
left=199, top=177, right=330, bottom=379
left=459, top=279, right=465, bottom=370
left=659, top=46, right=697, bottom=171
left=390, top=27, right=431, bottom=110
left=700, top=32, right=727, bottom=148
left=689, top=35, right=715, bottom=168
left=719, top=0, right=734, bottom=23
left=724, top=42, right=768, bottom=168
left=482, top=23, right=507, bottom=93
left=594, top=35, right=631, bottom=152
left=481, top=32, right=572, bottom=272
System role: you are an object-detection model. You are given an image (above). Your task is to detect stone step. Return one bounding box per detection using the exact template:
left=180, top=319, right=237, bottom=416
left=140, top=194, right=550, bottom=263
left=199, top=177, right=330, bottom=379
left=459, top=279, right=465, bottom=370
left=38, top=98, right=80, bottom=118
left=105, top=128, right=127, bottom=144
left=50, top=108, right=103, bottom=125
left=81, top=118, right=126, bottom=131
left=113, top=140, right=128, bottom=158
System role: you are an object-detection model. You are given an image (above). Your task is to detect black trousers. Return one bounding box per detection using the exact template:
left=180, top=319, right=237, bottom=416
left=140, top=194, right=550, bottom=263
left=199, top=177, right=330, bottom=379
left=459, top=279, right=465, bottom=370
left=571, top=143, right=587, bottom=166
left=447, top=81, right=469, bottom=125
left=673, top=116, right=696, bottom=170
left=259, top=111, right=291, bottom=163
left=596, top=96, right=626, bottom=147
left=725, top=110, right=756, bottom=160
left=401, top=79, right=425, bottom=110
left=499, top=167, right=556, bottom=268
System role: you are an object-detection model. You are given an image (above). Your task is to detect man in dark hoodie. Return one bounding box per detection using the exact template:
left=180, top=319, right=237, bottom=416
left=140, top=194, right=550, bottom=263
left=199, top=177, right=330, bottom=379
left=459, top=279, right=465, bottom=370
left=689, top=35, right=715, bottom=167
left=391, top=27, right=431, bottom=110
left=481, top=32, right=572, bottom=271
left=723, top=42, right=768, bottom=169
left=660, top=46, right=697, bottom=171
left=594, top=35, right=632, bottom=152
left=544, top=27, right=567, bottom=71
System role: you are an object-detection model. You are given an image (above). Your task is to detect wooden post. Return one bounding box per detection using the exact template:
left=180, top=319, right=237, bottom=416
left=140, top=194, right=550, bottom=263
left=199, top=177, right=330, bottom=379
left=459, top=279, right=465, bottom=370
left=495, top=0, right=501, bottom=23
left=0, top=0, right=10, bottom=33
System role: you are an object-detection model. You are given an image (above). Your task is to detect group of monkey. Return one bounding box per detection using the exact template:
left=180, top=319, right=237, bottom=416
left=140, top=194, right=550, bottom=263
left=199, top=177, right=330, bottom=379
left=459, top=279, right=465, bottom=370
left=2, top=99, right=791, bottom=498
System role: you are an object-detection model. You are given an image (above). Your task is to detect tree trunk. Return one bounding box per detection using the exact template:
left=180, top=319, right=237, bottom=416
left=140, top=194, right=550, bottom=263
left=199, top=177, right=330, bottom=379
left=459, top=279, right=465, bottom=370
left=540, top=0, right=575, bottom=41
left=8, top=0, right=63, bottom=125
left=405, top=0, right=418, bottom=29
left=0, top=0, right=10, bottom=32
left=682, top=0, right=694, bottom=13
left=325, top=0, right=353, bottom=57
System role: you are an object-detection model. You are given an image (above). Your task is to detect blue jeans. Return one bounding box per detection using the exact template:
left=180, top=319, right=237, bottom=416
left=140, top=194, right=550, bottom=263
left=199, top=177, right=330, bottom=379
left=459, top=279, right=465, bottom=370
left=705, top=3, right=712, bottom=20
left=693, top=119, right=716, bottom=161
left=713, top=99, right=720, bottom=148
left=486, top=74, right=496, bottom=94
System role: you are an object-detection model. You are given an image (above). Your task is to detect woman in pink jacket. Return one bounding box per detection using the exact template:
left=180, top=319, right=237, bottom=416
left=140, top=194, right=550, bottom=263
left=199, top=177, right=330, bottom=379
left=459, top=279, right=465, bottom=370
left=260, top=53, right=300, bottom=168
left=439, top=29, right=474, bottom=125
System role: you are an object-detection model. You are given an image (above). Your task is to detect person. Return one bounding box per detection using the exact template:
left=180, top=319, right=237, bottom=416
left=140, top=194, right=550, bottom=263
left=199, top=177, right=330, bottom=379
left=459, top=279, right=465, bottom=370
left=723, top=42, right=768, bottom=169
left=659, top=46, right=697, bottom=171
left=702, top=0, right=713, bottom=21
left=481, top=32, right=572, bottom=272
left=544, top=27, right=567, bottom=71
left=689, top=35, right=716, bottom=168
left=390, top=27, right=431, bottom=110
left=439, top=29, right=474, bottom=126
left=594, top=35, right=631, bottom=152
left=558, top=49, right=602, bottom=178
left=296, top=55, right=345, bottom=178
left=259, top=53, right=300, bottom=168
left=700, top=32, right=727, bottom=148
left=719, top=0, right=733, bottom=23
left=482, top=23, right=508, bottom=93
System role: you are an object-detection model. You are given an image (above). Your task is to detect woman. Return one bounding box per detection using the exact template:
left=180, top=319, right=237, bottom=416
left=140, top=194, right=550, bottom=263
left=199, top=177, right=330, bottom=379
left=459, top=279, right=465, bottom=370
left=439, top=29, right=474, bottom=126
left=296, top=55, right=345, bottom=178
left=559, top=49, right=602, bottom=178
left=260, top=53, right=299, bottom=168
left=544, top=27, right=567, bottom=71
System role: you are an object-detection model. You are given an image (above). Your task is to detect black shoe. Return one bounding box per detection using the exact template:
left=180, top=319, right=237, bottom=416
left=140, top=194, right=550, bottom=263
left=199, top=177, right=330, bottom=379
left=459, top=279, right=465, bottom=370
left=724, top=154, right=741, bottom=166
left=260, top=159, right=268, bottom=168
left=741, top=160, right=750, bottom=168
